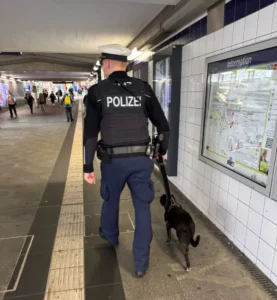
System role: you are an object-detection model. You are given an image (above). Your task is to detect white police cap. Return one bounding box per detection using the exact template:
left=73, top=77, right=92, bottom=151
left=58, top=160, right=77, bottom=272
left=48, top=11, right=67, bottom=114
left=99, top=44, right=132, bottom=62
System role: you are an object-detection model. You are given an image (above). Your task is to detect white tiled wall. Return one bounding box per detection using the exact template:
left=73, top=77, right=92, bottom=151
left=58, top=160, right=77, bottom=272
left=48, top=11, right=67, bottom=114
left=169, top=2, right=277, bottom=285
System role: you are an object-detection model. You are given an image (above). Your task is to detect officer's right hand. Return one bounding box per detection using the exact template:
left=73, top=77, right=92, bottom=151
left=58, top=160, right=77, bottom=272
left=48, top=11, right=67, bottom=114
left=84, top=172, right=96, bottom=184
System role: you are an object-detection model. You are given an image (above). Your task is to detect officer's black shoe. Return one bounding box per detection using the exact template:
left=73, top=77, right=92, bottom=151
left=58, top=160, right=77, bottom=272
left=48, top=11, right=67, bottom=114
left=99, top=227, right=119, bottom=246
left=135, top=270, right=147, bottom=278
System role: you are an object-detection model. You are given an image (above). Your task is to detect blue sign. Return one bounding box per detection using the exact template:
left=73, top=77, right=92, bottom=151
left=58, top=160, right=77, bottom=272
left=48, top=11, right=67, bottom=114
left=208, top=46, right=277, bottom=74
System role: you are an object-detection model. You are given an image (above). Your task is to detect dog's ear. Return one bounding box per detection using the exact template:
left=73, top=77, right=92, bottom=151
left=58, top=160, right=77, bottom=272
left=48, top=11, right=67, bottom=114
left=160, top=194, right=167, bottom=206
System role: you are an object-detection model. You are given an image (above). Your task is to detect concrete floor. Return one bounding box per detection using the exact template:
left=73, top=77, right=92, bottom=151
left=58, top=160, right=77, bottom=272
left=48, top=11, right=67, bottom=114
left=0, top=103, right=70, bottom=297
left=114, top=180, right=273, bottom=300
left=0, top=102, right=275, bottom=300
left=90, top=156, right=274, bottom=300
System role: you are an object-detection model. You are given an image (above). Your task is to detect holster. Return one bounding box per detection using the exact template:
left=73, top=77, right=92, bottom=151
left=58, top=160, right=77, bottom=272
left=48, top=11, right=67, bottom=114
left=97, top=141, right=111, bottom=163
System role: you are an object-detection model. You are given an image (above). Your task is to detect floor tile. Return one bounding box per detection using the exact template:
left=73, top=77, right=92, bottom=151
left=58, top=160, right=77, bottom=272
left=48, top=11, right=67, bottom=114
left=44, top=289, right=84, bottom=300
left=32, top=207, right=61, bottom=226
left=85, top=284, right=125, bottom=300
left=85, top=247, right=122, bottom=287
left=46, top=267, right=84, bottom=292
left=84, top=203, right=103, bottom=216
left=50, top=249, right=84, bottom=269
left=84, top=236, right=109, bottom=248
left=29, top=225, right=57, bottom=254
left=0, top=237, right=26, bottom=292
left=5, top=294, right=44, bottom=300
left=85, top=213, right=134, bottom=237
left=53, top=235, right=83, bottom=252
left=0, top=223, right=32, bottom=239
left=5, top=252, right=52, bottom=297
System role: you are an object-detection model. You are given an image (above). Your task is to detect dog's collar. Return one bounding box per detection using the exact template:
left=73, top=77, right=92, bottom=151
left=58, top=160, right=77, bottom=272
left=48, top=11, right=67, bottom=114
left=167, top=202, right=181, bottom=212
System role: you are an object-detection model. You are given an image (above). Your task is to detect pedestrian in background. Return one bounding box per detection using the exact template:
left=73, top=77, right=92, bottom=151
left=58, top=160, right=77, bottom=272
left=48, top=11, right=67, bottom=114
left=25, top=92, right=34, bottom=114
left=38, top=92, right=46, bottom=113
left=50, top=91, right=56, bottom=105
left=69, top=88, right=75, bottom=105
left=7, top=92, right=17, bottom=118
left=43, top=89, right=48, bottom=105
left=56, top=89, right=63, bottom=104
left=61, top=91, right=74, bottom=122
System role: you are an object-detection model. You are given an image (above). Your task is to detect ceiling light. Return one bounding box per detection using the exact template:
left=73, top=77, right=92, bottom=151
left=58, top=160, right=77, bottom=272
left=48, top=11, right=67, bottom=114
left=128, top=48, right=143, bottom=61
left=93, top=66, right=98, bottom=71
left=16, top=79, right=22, bottom=82
left=96, top=60, right=101, bottom=67
left=1, top=75, right=7, bottom=79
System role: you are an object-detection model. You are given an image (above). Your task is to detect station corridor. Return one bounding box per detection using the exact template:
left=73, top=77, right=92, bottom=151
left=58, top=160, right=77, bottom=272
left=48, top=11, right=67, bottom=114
left=0, top=102, right=275, bottom=300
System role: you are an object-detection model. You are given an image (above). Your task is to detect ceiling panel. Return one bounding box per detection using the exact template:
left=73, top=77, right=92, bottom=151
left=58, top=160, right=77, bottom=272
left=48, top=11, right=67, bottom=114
left=113, top=0, right=180, bottom=4
left=1, top=71, right=90, bottom=81
left=0, top=0, right=168, bottom=54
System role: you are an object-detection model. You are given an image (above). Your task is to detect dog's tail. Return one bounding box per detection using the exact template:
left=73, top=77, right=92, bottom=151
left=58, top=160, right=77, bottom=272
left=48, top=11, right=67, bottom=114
left=190, top=235, right=200, bottom=247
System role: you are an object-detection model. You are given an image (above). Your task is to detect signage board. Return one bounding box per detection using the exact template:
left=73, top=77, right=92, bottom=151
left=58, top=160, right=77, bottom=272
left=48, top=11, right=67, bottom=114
left=200, top=38, right=277, bottom=197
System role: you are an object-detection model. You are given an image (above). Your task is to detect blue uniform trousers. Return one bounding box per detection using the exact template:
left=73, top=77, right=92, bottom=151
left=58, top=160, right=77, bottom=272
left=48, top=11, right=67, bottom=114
left=100, top=156, right=154, bottom=271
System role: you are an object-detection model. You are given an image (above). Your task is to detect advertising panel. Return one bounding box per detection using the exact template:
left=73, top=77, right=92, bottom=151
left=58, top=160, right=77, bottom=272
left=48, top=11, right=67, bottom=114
left=0, top=83, right=9, bottom=107
left=154, top=57, right=172, bottom=121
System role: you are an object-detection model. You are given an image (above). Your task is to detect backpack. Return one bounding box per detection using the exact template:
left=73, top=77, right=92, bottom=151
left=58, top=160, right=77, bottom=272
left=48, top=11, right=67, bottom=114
left=8, top=96, right=15, bottom=105
left=64, top=95, right=71, bottom=105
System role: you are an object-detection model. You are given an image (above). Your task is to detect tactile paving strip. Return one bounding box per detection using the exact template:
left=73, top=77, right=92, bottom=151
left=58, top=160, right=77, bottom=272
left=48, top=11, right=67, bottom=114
left=44, top=102, right=85, bottom=300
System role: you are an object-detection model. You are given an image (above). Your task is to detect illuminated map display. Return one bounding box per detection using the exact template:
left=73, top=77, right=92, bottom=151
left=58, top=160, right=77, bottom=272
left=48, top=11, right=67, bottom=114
left=203, top=51, right=277, bottom=187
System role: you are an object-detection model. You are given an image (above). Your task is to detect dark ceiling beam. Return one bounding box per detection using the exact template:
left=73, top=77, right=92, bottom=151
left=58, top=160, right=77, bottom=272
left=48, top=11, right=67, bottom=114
left=0, top=53, right=97, bottom=69
left=128, top=0, right=219, bottom=50
left=0, top=58, right=92, bottom=70
left=30, top=53, right=96, bottom=66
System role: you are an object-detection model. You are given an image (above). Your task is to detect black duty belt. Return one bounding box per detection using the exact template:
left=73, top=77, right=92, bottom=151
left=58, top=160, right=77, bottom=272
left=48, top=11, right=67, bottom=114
left=107, top=145, right=148, bottom=156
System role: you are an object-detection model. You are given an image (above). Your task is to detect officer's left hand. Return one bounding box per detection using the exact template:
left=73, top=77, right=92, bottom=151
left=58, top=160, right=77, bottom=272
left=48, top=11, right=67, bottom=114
left=84, top=172, right=96, bottom=184
left=156, top=154, right=166, bottom=161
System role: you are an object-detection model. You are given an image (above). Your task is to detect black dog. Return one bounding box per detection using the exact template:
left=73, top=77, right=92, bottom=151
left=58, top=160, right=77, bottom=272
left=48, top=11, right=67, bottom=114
left=160, top=194, right=200, bottom=271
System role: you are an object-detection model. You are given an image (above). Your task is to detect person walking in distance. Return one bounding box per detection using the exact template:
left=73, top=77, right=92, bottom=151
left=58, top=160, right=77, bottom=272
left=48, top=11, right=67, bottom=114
left=38, top=92, right=46, bottom=113
left=69, top=88, right=75, bottom=106
left=56, top=89, right=63, bottom=104
left=25, top=92, right=34, bottom=114
left=49, top=91, right=56, bottom=105
left=83, top=44, right=170, bottom=278
left=7, top=92, right=17, bottom=118
left=43, top=89, right=48, bottom=105
left=61, top=91, right=74, bottom=122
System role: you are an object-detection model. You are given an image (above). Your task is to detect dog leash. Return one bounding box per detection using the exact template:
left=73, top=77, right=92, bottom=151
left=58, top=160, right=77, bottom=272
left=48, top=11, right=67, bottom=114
left=156, top=155, right=181, bottom=209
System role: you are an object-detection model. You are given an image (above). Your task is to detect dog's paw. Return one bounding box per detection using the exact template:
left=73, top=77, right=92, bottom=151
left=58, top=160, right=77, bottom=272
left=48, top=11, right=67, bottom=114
left=185, top=267, right=191, bottom=272
left=166, top=239, right=172, bottom=245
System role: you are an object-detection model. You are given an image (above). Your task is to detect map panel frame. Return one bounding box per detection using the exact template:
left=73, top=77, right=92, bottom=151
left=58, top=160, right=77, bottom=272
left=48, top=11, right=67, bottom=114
left=199, top=38, right=277, bottom=199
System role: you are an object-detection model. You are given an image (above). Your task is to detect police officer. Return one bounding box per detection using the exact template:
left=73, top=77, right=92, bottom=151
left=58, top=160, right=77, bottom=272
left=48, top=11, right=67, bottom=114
left=83, top=44, right=170, bottom=278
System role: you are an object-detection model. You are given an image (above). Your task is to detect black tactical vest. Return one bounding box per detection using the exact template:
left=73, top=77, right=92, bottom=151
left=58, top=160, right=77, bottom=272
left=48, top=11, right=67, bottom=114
left=96, top=77, right=149, bottom=147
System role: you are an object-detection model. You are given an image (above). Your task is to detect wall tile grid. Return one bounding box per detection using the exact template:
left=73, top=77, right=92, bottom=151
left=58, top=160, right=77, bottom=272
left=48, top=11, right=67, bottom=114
left=224, top=0, right=276, bottom=27
left=169, top=1, right=277, bottom=284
